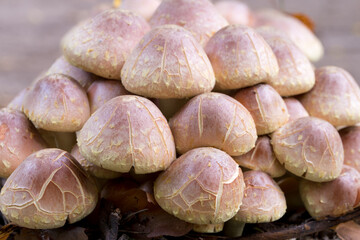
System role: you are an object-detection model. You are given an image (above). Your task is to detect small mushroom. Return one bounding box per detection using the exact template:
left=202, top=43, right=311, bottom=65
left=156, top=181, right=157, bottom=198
left=120, top=0, right=160, bottom=21
left=300, top=66, right=360, bottom=127
left=205, top=25, right=279, bottom=90
left=283, top=97, right=309, bottom=122
left=271, top=116, right=344, bottom=182
left=154, top=147, right=245, bottom=225
left=214, top=0, right=251, bottom=25
left=149, top=0, right=228, bottom=46
left=339, top=126, right=360, bottom=172
left=121, top=25, right=215, bottom=98
left=77, top=95, right=176, bottom=174
left=169, top=92, right=257, bottom=156
left=0, top=148, right=98, bottom=229
left=234, top=84, right=289, bottom=135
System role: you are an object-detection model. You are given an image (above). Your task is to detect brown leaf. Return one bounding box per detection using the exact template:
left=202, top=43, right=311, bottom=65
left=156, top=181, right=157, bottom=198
left=13, top=229, right=41, bottom=240
left=13, top=227, right=88, bottom=240
left=139, top=180, right=157, bottom=205
left=0, top=224, right=20, bottom=240
left=335, top=220, right=360, bottom=240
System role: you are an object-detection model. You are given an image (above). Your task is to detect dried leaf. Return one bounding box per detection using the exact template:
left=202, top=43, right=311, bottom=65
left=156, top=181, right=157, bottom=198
left=0, top=224, right=20, bottom=240
left=13, top=229, right=41, bottom=240
left=335, top=220, right=360, bottom=240
left=139, top=181, right=156, bottom=205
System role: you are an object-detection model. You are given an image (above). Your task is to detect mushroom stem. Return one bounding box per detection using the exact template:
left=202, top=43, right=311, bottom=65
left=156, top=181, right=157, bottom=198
left=193, top=223, right=224, bottom=233
left=223, top=219, right=246, bottom=237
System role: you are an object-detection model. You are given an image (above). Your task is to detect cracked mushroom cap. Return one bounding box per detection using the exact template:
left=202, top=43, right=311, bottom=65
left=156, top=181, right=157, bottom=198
left=0, top=108, right=47, bottom=178
left=169, top=92, right=257, bottom=156
left=234, top=136, right=286, bottom=178
left=23, top=73, right=90, bottom=132
left=299, top=165, right=360, bottom=220
left=62, top=9, right=150, bottom=80
left=121, top=25, right=215, bottom=99
left=234, top=170, right=286, bottom=223
left=149, top=0, right=228, bottom=47
left=283, top=97, right=309, bottom=122
left=154, top=147, right=245, bottom=225
left=214, top=0, right=251, bottom=25
left=77, top=95, right=176, bottom=174
left=0, top=148, right=98, bottom=229
left=300, top=66, right=360, bottom=127
left=271, top=116, right=344, bottom=182
left=234, top=84, right=289, bottom=135
left=205, top=25, right=279, bottom=90
left=339, top=126, right=360, bottom=172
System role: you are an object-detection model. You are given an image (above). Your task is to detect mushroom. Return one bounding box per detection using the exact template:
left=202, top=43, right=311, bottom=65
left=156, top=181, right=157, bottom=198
left=154, top=147, right=245, bottom=225
left=0, top=108, right=47, bottom=178
left=277, top=177, right=303, bottom=211
left=121, top=25, right=215, bottom=99
left=38, top=130, right=76, bottom=153
left=169, top=92, right=257, bottom=156
left=23, top=73, right=90, bottom=132
left=257, top=27, right=315, bottom=96
left=149, top=0, right=228, bottom=46
left=271, top=116, right=344, bottom=182
left=339, top=126, right=360, bottom=172
left=214, top=0, right=251, bottom=25
left=205, top=25, right=279, bottom=90
left=7, top=87, right=30, bottom=112
left=193, top=223, right=224, bottom=233
left=299, top=165, right=360, bottom=220
left=300, top=66, right=360, bottom=127
left=233, top=136, right=286, bottom=178
left=234, top=84, right=289, bottom=135
left=77, top=95, right=176, bottom=174
left=154, top=98, right=189, bottom=120
left=62, top=9, right=150, bottom=80
left=0, top=148, right=98, bottom=229
left=283, top=97, right=309, bottom=122
left=120, top=0, right=161, bottom=21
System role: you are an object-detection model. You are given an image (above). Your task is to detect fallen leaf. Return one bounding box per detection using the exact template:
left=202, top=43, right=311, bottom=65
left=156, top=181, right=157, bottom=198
left=335, top=220, right=360, bottom=240
left=0, top=224, right=20, bottom=240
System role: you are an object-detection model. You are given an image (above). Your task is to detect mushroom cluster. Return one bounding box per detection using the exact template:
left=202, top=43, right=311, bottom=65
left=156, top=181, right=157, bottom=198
left=1, top=0, right=360, bottom=238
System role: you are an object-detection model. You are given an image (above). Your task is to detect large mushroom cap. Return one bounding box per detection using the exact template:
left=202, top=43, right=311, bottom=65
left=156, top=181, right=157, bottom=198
left=271, top=116, right=344, bottom=182
left=234, top=170, right=286, bottom=223
left=283, top=97, right=309, bottom=122
left=300, top=66, right=360, bottom=127
left=205, top=25, right=279, bottom=90
left=149, top=0, right=228, bottom=46
left=169, top=92, right=257, bottom=156
left=77, top=95, right=176, bottom=174
left=121, top=25, right=215, bottom=99
left=23, top=73, right=90, bottom=132
left=154, top=147, right=245, bottom=225
left=339, top=126, right=360, bottom=172
left=62, top=9, right=150, bottom=80
left=0, top=148, right=98, bottom=229
left=0, top=108, right=47, bottom=178
left=214, top=0, right=251, bottom=25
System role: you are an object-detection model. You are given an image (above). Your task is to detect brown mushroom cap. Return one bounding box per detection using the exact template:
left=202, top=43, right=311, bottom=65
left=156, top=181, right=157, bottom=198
left=234, top=136, right=286, bottom=178
left=62, top=9, right=150, bottom=80
left=283, top=97, right=309, bottom=122
left=23, top=73, right=90, bottom=132
left=234, top=170, right=286, bottom=223
left=154, top=147, right=244, bottom=225
left=169, top=92, right=257, bottom=156
left=0, top=148, right=98, bottom=229
left=7, top=87, right=30, bottom=112
left=205, top=25, right=279, bottom=90
left=300, top=66, right=360, bottom=127
left=149, top=0, right=228, bottom=46
left=120, top=0, right=160, bottom=21
left=299, top=165, right=360, bottom=220
left=271, top=116, right=344, bottom=182
left=121, top=25, right=215, bottom=99
left=257, top=27, right=315, bottom=96
left=87, top=80, right=129, bottom=114
left=71, top=145, right=122, bottom=179
left=234, top=84, right=289, bottom=135
left=339, top=126, right=360, bottom=172
left=0, top=108, right=47, bottom=178
left=214, top=0, right=251, bottom=25
left=252, top=9, right=324, bottom=62
left=77, top=95, right=176, bottom=174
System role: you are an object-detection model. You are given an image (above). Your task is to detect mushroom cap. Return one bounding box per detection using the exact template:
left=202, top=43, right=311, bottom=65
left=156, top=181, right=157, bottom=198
left=120, top=0, right=161, bottom=20
left=0, top=148, right=98, bottom=229
left=283, top=97, right=309, bottom=122
left=234, top=136, right=286, bottom=178
left=7, top=87, right=30, bottom=112
left=234, top=84, right=289, bottom=135
left=149, top=0, right=228, bottom=46
left=299, top=165, right=360, bottom=220
left=169, top=92, right=257, bottom=156
left=271, top=116, right=344, bottom=182
left=87, top=80, right=129, bottom=114
left=252, top=9, right=324, bottom=62
left=121, top=25, right=215, bottom=99
left=23, top=73, right=90, bottom=132
left=0, top=108, right=47, bottom=178
left=62, top=9, right=150, bottom=80
left=234, top=170, right=286, bottom=223
left=77, top=95, right=176, bottom=174
left=214, top=0, right=251, bottom=25
left=339, top=126, right=360, bottom=172
left=257, top=27, right=315, bottom=96
left=205, top=25, right=279, bottom=90
left=71, top=145, right=122, bottom=179
left=154, top=147, right=244, bottom=225
left=300, top=66, right=360, bottom=127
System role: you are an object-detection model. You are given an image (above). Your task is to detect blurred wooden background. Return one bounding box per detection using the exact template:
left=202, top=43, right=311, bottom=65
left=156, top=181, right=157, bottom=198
left=1, top=0, right=360, bottom=107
